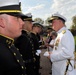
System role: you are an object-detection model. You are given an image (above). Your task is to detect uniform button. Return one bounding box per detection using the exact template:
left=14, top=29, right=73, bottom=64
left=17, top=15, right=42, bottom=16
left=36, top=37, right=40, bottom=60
left=33, top=58, right=36, bottom=61
left=17, top=48, right=19, bottom=50
left=14, top=53, right=16, bottom=56
left=32, top=44, right=34, bottom=46
left=21, top=66, right=24, bottom=69
left=23, top=60, right=25, bottom=63
left=17, top=60, right=19, bottom=62
left=25, top=67, right=26, bottom=69
left=21, top=54, right=22, bottom=57
left=9, top=46, right=11, bottom=48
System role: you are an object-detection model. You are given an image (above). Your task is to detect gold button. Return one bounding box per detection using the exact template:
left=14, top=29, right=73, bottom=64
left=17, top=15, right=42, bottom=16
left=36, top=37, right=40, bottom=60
left=17, top=60, right=19, bottom=62
left=14, top=53, right=16, bottom=56
left=21, top=54, right=22, bottom=57
left=21, top=66, right=24, bottom=69
left=9, top=46, right=11, bottom=48
left=25, top=67, right=26, bottom=69
left=23, top=60, right=25, bottom=63
left=17, top=48, right=19, bottom=50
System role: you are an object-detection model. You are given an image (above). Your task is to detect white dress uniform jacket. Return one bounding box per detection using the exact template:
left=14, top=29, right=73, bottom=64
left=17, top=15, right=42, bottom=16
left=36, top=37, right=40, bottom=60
left=50, top=27, right=75, bottom=75
left=49, top=39, right=55, bottom=52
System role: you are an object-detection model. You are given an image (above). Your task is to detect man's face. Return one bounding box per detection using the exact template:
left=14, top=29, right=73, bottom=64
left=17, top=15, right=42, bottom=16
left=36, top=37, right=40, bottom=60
left=24, top=21, right=33, bottom=31
left=37, top=27, right=42, bottom=33
left=35, top=27, right=42, bottom=33
left=4, top=14, right=24, bottom=38
left=51, top=19, right=60, bottom=31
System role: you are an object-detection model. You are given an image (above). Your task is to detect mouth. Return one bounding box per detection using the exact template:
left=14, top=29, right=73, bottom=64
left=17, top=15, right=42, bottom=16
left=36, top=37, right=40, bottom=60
left=20, top=28, right=22, bottom=31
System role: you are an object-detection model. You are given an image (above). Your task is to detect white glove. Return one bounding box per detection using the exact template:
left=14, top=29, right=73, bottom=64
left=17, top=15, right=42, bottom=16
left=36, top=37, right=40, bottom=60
left=43, top=51, right=49, bottom=57
left=36, top=50, right=41, bottom=56
left=37, top=50, right=41, bottom=54
left=36, top=52, right=39, bottom=56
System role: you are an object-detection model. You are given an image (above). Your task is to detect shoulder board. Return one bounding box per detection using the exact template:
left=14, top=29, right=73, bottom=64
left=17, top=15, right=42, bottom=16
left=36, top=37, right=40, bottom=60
left=62, top=30, right=66, bottom=34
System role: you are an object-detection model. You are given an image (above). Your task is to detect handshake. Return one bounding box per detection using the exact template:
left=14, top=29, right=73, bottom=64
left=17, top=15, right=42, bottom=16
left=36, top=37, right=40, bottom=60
left=36, top=50, right=41, bottom=56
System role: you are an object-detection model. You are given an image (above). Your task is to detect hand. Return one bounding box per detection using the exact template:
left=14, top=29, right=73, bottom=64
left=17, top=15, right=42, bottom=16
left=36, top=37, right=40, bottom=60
left=49, top=52, right=52, bottom=54
left=47, top=52, right=52, bottom=59
left=45, top=43, right=49, bottom=47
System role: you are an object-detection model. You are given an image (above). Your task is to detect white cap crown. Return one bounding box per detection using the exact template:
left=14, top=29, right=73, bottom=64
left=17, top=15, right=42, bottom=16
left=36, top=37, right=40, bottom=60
left=52, top=12, right=67, bottom=22
left=0, top=0, right=19, bottom=7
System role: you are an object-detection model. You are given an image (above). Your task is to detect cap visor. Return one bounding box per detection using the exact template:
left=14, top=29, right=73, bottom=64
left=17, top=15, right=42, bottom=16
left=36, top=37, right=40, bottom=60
left=6, top=12, right=27, bottom=18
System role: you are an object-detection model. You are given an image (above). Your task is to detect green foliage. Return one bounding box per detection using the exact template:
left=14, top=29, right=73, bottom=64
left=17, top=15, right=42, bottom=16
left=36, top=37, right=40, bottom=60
left=34, top=18, right=44, bottom=24
left=74, top=36, right=76, bottom=44
left=71, top=15, right=76, bottom=30
left=74, top=36, right=76, bottom=42
left=74, top=36, right=76, bottom=51
left=45, top=17, right=51, bottom=25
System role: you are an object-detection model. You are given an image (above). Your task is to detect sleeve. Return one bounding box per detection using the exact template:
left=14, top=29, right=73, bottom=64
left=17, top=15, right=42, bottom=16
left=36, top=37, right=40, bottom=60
left=50, top=40, right=55, bottom=45
left=50, top=31, right=75, bottom=62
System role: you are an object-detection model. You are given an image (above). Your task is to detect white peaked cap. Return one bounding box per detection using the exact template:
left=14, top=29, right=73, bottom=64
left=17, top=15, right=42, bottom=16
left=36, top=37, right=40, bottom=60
left=25, top=13, right=32, bottom=17
left=0, top=0, right=19, bottom=7
left=52, top=12, right=67, bottom=22
left=32, top=21, right=43, bottom=25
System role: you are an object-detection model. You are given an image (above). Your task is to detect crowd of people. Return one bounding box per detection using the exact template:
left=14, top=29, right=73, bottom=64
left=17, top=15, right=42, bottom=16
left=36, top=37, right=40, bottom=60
left=0, top=0, right=76, bottom=75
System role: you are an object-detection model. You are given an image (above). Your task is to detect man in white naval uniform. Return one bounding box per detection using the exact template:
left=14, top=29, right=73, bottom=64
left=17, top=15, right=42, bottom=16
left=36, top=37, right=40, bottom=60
left=48, top=12, right=75, bottom=75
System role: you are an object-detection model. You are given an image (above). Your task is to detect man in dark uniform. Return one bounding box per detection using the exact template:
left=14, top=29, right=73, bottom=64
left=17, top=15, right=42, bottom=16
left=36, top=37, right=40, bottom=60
left=15, top=13, right=36, bottom=75
left=31, top=22, right=43, bottom=75
left=0, top=0, right=27, bottom=75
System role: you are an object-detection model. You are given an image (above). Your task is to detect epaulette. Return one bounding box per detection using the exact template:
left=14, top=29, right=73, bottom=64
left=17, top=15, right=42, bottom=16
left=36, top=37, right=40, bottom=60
left=62, top=30, right=66, bottom=34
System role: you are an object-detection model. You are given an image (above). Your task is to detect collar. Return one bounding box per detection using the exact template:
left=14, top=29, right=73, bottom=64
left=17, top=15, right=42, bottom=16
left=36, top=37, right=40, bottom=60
left=22, top=29, right=29, bottom=32
left=0, top=34, right=14, bottom=46
left=57, top=26, right=66, bottom=34
left=31, top=31, right=37, bottom=35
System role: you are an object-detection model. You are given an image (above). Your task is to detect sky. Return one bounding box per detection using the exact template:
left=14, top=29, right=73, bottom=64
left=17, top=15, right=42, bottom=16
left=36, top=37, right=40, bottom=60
left=19, top=0, right=76, bottom=29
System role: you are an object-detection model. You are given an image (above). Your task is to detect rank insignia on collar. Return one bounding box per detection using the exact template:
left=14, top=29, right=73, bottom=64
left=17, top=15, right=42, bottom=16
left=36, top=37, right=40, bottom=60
left=62, top=30, right=66, bottom=34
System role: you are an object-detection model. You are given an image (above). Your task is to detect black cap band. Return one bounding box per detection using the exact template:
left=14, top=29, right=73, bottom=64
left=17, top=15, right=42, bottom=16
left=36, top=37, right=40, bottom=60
left=0, top=5, right=21, bottom=13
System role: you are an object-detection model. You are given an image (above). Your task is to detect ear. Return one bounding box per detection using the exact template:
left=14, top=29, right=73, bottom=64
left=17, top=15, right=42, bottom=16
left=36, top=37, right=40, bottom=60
left=0, top=17, right=5, bottom=28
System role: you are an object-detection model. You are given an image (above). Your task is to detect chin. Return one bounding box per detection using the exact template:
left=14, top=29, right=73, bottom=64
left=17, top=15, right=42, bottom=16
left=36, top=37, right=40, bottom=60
left=19, top=32, right=22, bottom=36
left=16, top=32, right=22, bottom=38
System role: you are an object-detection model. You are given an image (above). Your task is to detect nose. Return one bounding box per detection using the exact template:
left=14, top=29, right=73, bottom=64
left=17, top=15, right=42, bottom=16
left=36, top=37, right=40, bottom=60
left=19, top=18, right=24, bottom=26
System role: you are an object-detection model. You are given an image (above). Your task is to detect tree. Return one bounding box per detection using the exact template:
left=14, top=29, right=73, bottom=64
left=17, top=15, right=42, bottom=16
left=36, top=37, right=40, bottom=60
left=71, top=15, right=76, bottom=30
left=34, top=18, right=44, bottom=24
left=45, top=17, right=51, bottom=25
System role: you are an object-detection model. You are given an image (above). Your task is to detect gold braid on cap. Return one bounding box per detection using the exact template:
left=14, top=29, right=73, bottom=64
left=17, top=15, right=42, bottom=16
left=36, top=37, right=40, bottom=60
left=0, top=10, right=21, bottom=13
left=0, top=3, right=21, bottom=13
left=23, top=18, right=32, bottom=21
left=51, top=16, right=59, bottom=20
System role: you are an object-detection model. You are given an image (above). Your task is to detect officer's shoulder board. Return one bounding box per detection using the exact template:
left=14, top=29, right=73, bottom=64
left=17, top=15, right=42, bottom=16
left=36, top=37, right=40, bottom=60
left=62, top=30, right=66, bottom=34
